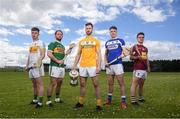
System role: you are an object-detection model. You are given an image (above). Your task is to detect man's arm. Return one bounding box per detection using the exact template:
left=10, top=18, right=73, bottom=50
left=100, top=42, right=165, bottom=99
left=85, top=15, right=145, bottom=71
left=36, top=47, right=46, bottom=67
left=130, top=45, right=140, bottom=60
left=25, top=55, right=30, bottom=71
left=147, top=54, right=151, bottom=72
left=72, top=45, right=82, bottom=69
left=47, top=51, right=64, bottom=64
left=96, top=47, right=101, bottom=71
left=104, top=49, right=108, bottom=67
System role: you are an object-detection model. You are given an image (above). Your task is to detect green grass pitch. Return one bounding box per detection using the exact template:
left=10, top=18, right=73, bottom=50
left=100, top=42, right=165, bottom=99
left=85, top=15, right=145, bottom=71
left=0, top=71, right=180, bottom=118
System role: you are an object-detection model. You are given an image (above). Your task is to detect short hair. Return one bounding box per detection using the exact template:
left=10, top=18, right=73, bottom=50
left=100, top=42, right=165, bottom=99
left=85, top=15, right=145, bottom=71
left=31, top=27, right=40, bottom=33
left=137, top=32, right=145, bottom=38
left=109, top=26, right=117, bottom=30
left=85, top=22, right=93, bottom=28
left=55, top=30, right=63, bottom=35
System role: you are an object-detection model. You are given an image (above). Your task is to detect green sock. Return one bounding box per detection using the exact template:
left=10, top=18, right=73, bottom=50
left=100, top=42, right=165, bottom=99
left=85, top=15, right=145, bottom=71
left=47, top=96, right=51, bottom=101
left=38, top=96, right=43, bottom=103
left=56, top=93, right=60, bottom=98
left=34, top=95, right=37, bottom=100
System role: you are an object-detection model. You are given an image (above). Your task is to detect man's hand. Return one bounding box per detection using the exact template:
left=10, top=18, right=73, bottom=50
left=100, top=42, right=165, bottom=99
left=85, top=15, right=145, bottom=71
left=56, top=60, right=64, bottom=65
left=105, top=62, right=109, bottom=67
left=37, top=58, right=42, bottom=68
left=147, top=66, right=151, bottom=73
left=24, top=66, right=29, bottom=71
left=96, top=66, right=101, bottom=74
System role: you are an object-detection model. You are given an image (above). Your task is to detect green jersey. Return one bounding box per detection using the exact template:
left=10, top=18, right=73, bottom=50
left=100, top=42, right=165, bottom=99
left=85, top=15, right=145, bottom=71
left=48, top=40, right=65, bottom=67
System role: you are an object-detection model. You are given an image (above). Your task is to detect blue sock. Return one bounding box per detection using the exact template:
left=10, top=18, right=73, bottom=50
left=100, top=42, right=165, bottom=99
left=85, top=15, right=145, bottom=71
left=107, top=93, right=112, bottom=102
left=121, top=96, right=126, bottom=102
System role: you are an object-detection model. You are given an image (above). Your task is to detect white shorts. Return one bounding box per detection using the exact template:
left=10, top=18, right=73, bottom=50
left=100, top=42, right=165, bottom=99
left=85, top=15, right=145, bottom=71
left=106, top=64, right=124, bottom=75
left=29, top=65, right=44, bottom=79
left=49, top=66, right=65, bottom=79
left=133, top=70, right=147, bottom=80
left=79, top=66, right=96, bottom=77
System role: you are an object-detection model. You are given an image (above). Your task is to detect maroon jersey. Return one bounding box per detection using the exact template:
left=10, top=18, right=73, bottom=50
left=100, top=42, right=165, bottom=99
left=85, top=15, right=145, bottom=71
left=131, top=44, right=148, bottom=70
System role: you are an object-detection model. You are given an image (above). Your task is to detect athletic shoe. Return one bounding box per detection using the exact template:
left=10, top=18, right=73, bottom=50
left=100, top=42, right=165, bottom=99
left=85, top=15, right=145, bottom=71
left=96, top=106, right=103, bottom=111
left=55, top=98, right=64, bottom=103
left=29, top=100, right=38, bottom=105
left=46, top=101, right=53, bottom=107
left=121, top=102, right=127, bottom=109
left=35, top=102, right=43, bottom=108
left=131, top=102, right=139, bottom=108
left=138, top=99, right=145, bottom=103
left=74, top=102, right=83, bottom=108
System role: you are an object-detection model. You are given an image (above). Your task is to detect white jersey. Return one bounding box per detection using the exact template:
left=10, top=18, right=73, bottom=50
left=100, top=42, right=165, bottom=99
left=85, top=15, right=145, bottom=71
left=28, top=39, right=45, bottom=68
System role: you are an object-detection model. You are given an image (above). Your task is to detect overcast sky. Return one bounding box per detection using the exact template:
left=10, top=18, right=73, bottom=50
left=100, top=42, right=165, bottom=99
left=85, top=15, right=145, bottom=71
left=0, top=0, right=180, bottom=67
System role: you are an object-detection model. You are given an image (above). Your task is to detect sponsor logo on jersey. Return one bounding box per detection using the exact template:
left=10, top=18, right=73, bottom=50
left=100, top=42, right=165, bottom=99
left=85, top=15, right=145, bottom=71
left=106, top=40, right=121, bottom=45
left=81, top=41, right=96, bottom=48
left=53, top=47, right=64, bottom=53
left=107, top=44, right=118, bottom=50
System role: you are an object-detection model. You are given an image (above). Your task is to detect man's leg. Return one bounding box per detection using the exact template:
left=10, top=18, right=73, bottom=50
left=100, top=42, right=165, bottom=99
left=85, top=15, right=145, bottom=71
left=35, top=76, right=44, bottom=108
left=55, top=78, right=63, bottom=103
left=46, top=77, right=57, bottom=107
left=91, top=76, right=102, bottom=111
left=116, top=74, right=127, bottom=109
left=74, top=77, right=87, bottom=108
left=30, top=79, right=38, bottom=104
left=105, top=75, right=114, bottom=105
left=138, top=78, right=145, bottom=102
left=130, top=75, right=139, bottom=106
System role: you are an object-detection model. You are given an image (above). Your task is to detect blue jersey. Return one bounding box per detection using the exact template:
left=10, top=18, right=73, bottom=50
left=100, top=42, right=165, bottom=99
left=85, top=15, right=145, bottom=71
left=105, top=38, right=125, bottom=65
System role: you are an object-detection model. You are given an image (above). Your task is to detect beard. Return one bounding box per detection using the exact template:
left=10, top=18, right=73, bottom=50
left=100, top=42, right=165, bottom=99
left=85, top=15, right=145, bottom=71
left=86, top=31, right=92, bottom=36
left=56, top=38, right=62, bottom=41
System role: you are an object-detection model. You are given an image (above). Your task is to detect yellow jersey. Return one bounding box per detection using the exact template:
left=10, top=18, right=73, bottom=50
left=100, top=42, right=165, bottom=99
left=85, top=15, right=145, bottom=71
left=79, top=36, right=100, bottom=67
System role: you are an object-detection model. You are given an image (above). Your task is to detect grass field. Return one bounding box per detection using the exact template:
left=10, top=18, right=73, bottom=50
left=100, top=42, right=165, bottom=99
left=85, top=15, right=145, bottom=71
left=0, top=71, right=180, bottom=118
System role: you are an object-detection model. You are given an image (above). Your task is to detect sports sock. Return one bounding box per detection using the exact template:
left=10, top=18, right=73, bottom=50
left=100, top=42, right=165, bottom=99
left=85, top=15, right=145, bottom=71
left=121, top=95, right=126, bottom=102
left=107, top=93, right=112, bottom=102
left=47, top=95, right=51, bottom=101
left=96, top=99, right=102, bottom=106
left=38, top=96, right=43, bottom=103
left=130, top=96, right=136, bottom=103
left=56, top=93, right=60, bottom=98
left=79, top=96, right=84, bottom=104
left=34, top=95, right=37, bottom=100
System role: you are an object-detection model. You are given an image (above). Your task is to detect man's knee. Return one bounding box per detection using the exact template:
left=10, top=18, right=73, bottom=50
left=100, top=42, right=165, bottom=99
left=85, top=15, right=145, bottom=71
left=80, top=81, right=86, bottom=87
left=108, top=81, right=114, bottom=87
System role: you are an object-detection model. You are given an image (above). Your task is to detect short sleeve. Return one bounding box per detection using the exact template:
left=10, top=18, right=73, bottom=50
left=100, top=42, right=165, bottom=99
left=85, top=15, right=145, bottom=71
left=96, top=39, right=100, bottom=50
left=120, top=39, right=125, bottom=47
left=39, top=41, right=46, bottom=50
left=105, top=41, right=107, bottom=49
left=48, top=42, right=54, bottom=51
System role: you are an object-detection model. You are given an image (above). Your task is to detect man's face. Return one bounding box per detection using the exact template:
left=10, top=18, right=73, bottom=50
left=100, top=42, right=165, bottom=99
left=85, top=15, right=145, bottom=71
left=55, top=31, right=63, bottom=41
left=137, top=34, right=144, bottom=44
left=85, top=25, right=93, bottom=36
left=110, top=29, right=117, bottom=38
left=31, top=31, right=39, bottom=40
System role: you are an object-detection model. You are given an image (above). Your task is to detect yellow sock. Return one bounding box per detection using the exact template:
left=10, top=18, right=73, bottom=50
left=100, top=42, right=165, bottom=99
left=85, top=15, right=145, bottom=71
left=96, top=99, right=102, bottom=106
left=79, top=96, right=84, bottom=104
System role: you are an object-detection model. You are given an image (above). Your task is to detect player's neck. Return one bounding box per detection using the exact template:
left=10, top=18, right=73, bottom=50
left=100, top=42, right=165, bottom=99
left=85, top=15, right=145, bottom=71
left=111, top=37, right=117, bottom=40
left=55, top=39, right=61, bottom=43
left=138, top=42, right=143, bottom=45
left=86, top=34, right=93, bottom=37
left=33, top=38, right=39, bottom=42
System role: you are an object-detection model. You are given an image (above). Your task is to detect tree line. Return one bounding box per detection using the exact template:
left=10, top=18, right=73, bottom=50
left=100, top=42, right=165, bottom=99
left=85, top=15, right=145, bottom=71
left=123, top=60, right=180, bottom=72
left=0, top=60, right=179, bottom=72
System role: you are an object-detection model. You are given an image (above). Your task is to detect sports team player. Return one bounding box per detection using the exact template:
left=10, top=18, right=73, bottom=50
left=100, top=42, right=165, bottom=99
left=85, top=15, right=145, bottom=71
left=25, top=27, right=46, bottom=108
left=72, top=22, right=102, bottom=111
left=130, top=32, right=150, bottom=107
left=104, top=26, right=127, bottom=109
left=46, top=30, right=71, bottom=107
